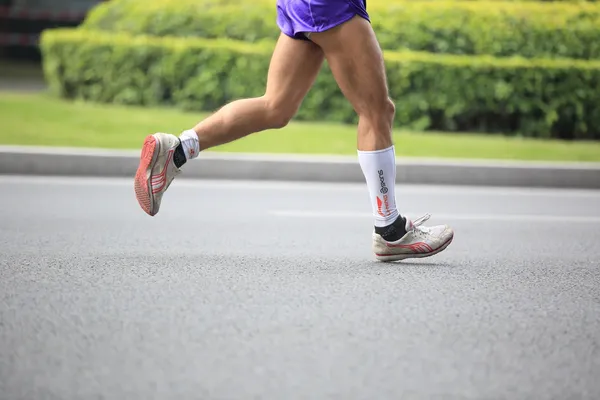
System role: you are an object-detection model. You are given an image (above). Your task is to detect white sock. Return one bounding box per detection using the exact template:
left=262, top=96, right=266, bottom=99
left=179, top=129, right=200, bottom=161
left=357, top=145, right=400, bottom=227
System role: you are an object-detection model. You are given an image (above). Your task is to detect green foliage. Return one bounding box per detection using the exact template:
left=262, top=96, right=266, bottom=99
left=82, top=0, right=279, bottom=42
left=81, top=0, right=600, bottom=59
left=375, top=1, right=600, bottom=60
left=41, top=29, right=600, bottom=140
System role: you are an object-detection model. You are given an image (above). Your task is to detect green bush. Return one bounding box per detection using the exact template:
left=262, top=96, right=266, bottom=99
left=82, top=0, right=277, bottom=44
left=40, top=28, right=600, bottom=140
left=376, top=1, right=600, bottom=60
left=81, top=0, right=600, bottom=59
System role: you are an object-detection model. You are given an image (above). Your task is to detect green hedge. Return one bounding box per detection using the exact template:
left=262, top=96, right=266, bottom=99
left=375, top=1, right=600, bottom=60
left=40, top=28, right=600, bottom=140
left=82, top=0, right=276, bottom=44
left=81, top=0, right=600, bottom=60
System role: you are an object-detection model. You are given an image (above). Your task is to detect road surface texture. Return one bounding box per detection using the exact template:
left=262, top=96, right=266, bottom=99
left=1, top=175, right=599, bottom=400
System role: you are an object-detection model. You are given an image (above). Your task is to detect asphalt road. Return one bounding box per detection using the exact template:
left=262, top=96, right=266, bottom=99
left=1, top=175, right=599, bottom=400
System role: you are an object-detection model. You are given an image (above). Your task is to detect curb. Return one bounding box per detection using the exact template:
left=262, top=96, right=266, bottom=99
left=1, top=146, right=599, bottom=189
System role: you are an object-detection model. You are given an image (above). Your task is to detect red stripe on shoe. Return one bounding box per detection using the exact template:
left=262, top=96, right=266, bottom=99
left=134, top=135, right=158, bottom=215
left=151, top=149, right=174, bottom=194
left=376, top=236, right=453, bottom=257
left=385, top=241, right=434, bottom=253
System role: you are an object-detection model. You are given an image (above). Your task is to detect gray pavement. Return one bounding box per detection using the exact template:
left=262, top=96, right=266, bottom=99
left=1, top=176, right=599, bottom=400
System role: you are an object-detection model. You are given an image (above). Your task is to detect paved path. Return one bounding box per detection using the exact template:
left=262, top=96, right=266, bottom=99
left=1, top=176, right=599, bottom=399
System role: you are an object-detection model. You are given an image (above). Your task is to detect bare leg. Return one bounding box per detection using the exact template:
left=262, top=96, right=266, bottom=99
left=306, top=15, right=454, bottom=260
left=309, top=15, right=402, bottom=235
left=135, top=33, right=323, bottom=216
left=191, top=34, right=324, bottom=151
left=309, top=16, right=395, bottom=152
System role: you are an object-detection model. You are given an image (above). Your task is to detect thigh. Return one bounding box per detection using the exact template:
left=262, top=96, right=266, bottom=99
left=265, top=33, right=325, bottom=109
left=307, top=15, right=389, bottom=115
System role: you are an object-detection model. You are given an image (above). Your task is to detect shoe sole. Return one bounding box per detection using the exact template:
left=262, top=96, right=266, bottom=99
left=134, top=135, right=160, bottom=216
left=375, top=234, right=454, bottom=262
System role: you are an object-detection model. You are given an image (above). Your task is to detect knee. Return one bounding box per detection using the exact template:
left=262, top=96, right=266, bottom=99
left=267, top=111, right=293, bottom=130
left=359, top=97, right=395, bottom=123
left=264, top=97, right=296, bottom=129
left=385, top=98, right=396, bottom=120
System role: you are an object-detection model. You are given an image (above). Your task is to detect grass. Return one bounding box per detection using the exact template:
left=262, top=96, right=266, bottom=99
left=1, top=91, right=599, bottom=162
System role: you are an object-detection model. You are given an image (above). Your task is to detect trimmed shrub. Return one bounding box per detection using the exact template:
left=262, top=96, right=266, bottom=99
left=81, top=0, right=600, bottom=59
left=40, top=28, right=600, bottom=140
left=375, top=1, right=600, bottom=60
left=82, top=0, right=278, bottom=43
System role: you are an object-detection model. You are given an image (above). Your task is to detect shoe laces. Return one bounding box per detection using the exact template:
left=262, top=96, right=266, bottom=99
left=409, top=213, right=432, bottom=236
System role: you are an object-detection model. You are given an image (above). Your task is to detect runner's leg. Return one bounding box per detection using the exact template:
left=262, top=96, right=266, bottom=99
left=309, top=15, right=454, bottom=260
left=182, top=33, right=324, bottom=153
left=310, top=15, right=400, bottom=233
left=134, top=33, right=324, bottom=216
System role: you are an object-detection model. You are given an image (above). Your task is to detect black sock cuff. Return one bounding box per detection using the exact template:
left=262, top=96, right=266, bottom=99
left=173, top=141, right=187, bottom=168
left=375, top=215, right=407, bottom=242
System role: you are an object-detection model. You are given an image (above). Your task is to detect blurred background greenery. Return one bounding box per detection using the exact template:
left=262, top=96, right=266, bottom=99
left=1, top=0, right=599, bottom=161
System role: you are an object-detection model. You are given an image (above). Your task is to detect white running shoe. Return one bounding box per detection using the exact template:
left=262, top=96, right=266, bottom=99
left=134, top=133, right=182, bottom=216
left=373, top=214, right=454, bottom=262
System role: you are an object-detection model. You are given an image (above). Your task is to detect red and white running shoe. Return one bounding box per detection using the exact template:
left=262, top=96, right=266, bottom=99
left=373, top=214, right=454, bottom=261
left=134, top=133, right=182, bottom=216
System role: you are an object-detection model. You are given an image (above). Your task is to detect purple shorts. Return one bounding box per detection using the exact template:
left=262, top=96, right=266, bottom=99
left=276, top=0, right=370, bottom=40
